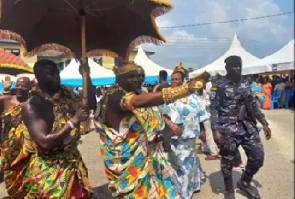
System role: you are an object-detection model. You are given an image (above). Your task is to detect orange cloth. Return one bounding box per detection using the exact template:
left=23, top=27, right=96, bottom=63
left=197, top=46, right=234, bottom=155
left=262, top=83, right=272, bottom=109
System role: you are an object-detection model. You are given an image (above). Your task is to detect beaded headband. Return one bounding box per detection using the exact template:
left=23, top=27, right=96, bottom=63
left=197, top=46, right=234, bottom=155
left=113, top=61, right=139, bottom=76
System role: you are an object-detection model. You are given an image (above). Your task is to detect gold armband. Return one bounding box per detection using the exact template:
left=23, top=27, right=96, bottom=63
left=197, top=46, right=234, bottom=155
left=2, top=89, right=10, bottom=95
left=162, top=84, right=190, bottom=104
left=120, top=92, right=136, bottom=111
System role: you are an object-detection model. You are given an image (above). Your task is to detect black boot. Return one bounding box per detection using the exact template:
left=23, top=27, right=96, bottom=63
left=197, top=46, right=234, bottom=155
left=224, top=178, right=236, bottom=199
left=237, top=173, right=260, bottom=199
left=224, top=190, right=235, bottom=199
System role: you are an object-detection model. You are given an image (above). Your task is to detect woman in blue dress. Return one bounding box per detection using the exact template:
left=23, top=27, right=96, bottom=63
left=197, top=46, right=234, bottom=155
left=163, top=63, right=207, bottom=199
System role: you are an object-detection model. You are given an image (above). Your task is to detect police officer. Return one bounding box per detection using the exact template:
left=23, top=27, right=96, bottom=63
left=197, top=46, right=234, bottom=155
left=209, top=55, right=271, bottom=199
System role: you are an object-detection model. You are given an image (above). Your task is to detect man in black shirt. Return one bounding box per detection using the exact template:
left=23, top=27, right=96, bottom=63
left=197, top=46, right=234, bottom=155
left=154, top=70, right=170, bottom=92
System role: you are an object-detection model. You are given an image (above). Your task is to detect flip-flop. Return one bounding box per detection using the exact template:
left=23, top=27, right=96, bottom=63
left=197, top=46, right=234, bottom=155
left=205, top=155, right=219, bottom=160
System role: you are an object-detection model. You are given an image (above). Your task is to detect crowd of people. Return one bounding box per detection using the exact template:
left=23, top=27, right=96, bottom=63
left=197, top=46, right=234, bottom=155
left=0, top=55, right=275, bottom=199
left=247, top=74, right=294, bottom=110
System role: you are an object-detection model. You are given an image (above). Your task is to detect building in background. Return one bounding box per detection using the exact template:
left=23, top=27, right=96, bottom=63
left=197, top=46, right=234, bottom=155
left=0, top=40, right=154, bottom=70
left=0, top=40, right=70, bottom=70
left=0, top=40, right=38, bottom=68
left=94, top=46, right=155, bottom=70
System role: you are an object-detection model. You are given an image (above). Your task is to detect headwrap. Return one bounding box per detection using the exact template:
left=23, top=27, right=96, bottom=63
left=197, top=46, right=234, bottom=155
left=173, top=62, right=187, bottom=76
left=113, top=61, right=139, bottom=76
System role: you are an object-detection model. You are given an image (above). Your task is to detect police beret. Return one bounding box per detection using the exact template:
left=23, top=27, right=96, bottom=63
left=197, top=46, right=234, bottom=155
left=224, top=55, right=242, bottom=64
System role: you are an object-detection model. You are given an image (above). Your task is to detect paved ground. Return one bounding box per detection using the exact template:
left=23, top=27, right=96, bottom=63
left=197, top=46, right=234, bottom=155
left=0, top=109, right=294, bottom=198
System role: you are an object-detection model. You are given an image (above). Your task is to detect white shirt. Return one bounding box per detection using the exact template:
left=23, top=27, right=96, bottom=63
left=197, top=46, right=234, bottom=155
left=141, top=86, right=148, bottom=92
left=205, top=82, right=212, bottom=93
left=196, top=90, right=211, bottom=116
left=274, top=82, right=286, bottom=91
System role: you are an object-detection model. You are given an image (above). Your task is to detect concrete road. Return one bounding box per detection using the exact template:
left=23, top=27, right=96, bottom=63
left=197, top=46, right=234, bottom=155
left=0, top=110, right=294, bottom=198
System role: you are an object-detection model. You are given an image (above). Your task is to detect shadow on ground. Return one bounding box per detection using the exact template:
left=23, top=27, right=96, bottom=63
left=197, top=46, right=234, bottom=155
left=91, top=184, right=122, bottom=199
left=207, top=170, right=262, bottom=198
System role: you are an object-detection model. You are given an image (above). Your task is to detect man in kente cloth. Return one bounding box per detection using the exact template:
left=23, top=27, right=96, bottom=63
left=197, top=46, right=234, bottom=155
left=0, top=76, right=32, bottom=198
left=21, top=59, right=97, bottom=198
left=96, top=61, right=201, bottom=198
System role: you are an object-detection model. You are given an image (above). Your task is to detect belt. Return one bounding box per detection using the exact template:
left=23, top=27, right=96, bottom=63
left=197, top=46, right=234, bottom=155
left=219, top=116, right=240, bottom=123
left=219, top=116, right=253, bottom=123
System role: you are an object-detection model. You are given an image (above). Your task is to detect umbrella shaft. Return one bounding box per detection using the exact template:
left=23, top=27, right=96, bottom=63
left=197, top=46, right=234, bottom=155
left=81, top=13, right=88, bottom=106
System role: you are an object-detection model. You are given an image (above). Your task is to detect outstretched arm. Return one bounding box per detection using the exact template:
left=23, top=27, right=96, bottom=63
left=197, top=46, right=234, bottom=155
left=121, top=84, right=194, bottom=110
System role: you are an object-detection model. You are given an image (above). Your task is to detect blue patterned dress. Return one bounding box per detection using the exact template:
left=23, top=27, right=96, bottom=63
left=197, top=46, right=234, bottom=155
left=163, top=94, right=208, bottom=199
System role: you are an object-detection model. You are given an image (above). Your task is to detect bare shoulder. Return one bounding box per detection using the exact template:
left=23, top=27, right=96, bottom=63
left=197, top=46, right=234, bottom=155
left=21, top=97, right=38, bottom=119
left=0, top=95, right=12, bottom=101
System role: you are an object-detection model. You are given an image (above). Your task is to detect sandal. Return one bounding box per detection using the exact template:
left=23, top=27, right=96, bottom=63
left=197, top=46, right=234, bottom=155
left=196, top=149, right=207, bottom=154
left=205, top=155, right=219, bottom=160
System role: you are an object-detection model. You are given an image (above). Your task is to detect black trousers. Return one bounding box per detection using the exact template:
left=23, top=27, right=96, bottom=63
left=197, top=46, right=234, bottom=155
left=233, top=149, right=242, bottom=167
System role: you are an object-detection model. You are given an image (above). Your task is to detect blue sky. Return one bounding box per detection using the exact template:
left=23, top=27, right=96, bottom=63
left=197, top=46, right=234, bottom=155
left=143, top=0, right=294, bottom=69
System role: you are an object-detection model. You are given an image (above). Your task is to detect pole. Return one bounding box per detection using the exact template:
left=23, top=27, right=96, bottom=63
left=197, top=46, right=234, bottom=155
left=80, top=3, right=88, bottom=107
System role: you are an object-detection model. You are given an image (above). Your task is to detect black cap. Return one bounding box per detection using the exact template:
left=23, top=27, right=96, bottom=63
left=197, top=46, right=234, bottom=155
left=224, top=55, right=242, bottom=66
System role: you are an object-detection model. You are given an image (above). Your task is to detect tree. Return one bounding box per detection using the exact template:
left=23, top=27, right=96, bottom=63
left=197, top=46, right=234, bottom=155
left=187, top=67, right=194, bottom=73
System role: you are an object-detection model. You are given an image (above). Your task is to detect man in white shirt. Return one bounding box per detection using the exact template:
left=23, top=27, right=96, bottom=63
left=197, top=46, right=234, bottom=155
left=195, top=83, right=219, bottom=160
left=203, top=72, right=212, bottom=93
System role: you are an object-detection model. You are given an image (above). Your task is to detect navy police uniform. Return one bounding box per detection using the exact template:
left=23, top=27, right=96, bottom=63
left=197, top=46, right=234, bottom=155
left=210, top=76, right=268, bottom=182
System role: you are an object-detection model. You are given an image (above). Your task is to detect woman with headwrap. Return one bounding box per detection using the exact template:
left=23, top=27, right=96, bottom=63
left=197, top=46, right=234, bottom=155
left=163, top=63, right=206, bottom=198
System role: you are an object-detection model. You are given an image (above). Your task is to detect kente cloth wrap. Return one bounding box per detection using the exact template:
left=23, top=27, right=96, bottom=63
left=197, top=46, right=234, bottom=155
left=97, top=91, right=181, bottom=199
left=0, top=104, right=36, bottom=198
left=24, top=85, right=93, bottom=198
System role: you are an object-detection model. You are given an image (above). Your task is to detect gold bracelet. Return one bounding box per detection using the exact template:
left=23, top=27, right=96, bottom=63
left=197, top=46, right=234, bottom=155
left=162, top=84, right=190, bottom=104
left=2, top=89, right=10, bottom=95
left=120, top=92, right=136, bottom=111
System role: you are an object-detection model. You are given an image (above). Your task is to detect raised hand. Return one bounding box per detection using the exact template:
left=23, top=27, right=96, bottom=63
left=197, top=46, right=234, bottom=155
left=2, top=76, right=12, bottom=90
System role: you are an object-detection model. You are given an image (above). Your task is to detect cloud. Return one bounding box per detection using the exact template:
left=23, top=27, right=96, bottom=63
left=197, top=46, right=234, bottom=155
left=142, top=0, right=293, bottom=70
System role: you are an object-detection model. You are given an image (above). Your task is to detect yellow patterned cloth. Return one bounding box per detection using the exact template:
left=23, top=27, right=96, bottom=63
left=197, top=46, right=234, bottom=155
left=97, top=91, right=181, bottom=198
left=23, top=85, right=93, bottom=198
left=0, top=104, right=36, bottom=198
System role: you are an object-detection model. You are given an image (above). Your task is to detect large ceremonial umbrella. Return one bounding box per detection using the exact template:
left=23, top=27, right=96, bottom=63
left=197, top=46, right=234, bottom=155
left=0, top=50, right=33, bottom=76
left=0, top=0, right=173, bottom=104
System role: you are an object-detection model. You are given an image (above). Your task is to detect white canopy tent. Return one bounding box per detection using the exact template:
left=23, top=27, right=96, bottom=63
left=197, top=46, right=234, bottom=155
left=189, top=33, right=260, bottom=78
left=242, top=39, right=294, bottom=75
left=60, top=58, right=115, bottom=86
left=134, top=45, right=173, bottom=82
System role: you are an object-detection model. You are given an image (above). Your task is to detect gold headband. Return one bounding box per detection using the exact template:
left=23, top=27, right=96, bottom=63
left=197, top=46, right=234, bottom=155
left=113, top=61, right=139, bottom=76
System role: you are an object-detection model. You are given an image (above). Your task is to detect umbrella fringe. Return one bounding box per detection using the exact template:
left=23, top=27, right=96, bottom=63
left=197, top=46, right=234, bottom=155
left=125, top=0, right=173, bottom=60
left=23, top=43, right=76, bottom=58
left=86, top=49, right=119, bottom=59
left=0, top=29, right=27, bottom=48
left=0, top=30, right=75, bottom=58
